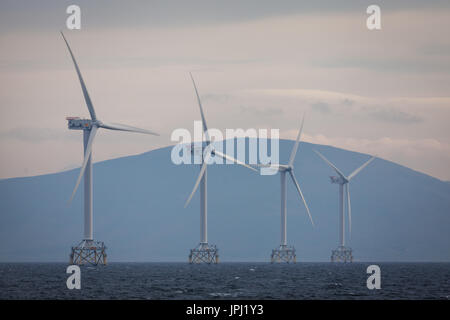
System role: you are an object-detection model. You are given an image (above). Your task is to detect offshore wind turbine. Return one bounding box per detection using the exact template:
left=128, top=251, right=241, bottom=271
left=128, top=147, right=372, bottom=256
left=184, top=73, right=257, bottom=264
left=313, top=149, right=375, bottom=262
left=260, top=116, right=314, bottom=263
left=61, top=32, right=159, bottom=265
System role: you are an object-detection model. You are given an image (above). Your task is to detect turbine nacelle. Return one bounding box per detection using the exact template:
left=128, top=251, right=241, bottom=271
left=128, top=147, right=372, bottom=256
left=330, top=175, right=348, bottom=185
left=67, top=117, right=95, bottom=130
left=278, top=165, right=292, bottom=172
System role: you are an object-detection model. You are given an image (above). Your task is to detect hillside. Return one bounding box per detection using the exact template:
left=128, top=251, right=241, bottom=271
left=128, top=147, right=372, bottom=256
left=1, top=139, right=449, bottom=262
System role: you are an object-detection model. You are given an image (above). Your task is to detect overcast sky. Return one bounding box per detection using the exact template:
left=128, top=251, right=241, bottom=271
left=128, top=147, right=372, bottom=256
left=1, top=0, right=450, bottom=180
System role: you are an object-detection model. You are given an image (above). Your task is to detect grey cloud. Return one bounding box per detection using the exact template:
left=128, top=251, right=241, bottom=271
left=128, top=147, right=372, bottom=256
left=342, top=98, right=354, bottom=107
left=311, top=102, right=331, bottom=113
left=239, top=105, right=283, bottom=117
left=0, top=127, right=76, bottom=142
left=202, top=93, right=233, bottom=104
left=0, top=127, right=165, bottom=145
left=367, top=108, right=423, bottom=124
left=316, top=58, right=450, bottom=74
left=310, top=99, right=353, bottom=114
left=419, top=44, right=450, bottom=56
left=202, top=93, right=284, bottom=117
left=0, top=55, right=260, bottom=73
left=2, top=0, right=449, bottom=32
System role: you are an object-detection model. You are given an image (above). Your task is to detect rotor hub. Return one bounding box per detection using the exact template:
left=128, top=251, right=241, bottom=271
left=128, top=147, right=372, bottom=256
left=330, top=176, right=347, bottom=184
left=67, top=117, right=94, bottom=130
left=277, top=164, right=291, bottom=172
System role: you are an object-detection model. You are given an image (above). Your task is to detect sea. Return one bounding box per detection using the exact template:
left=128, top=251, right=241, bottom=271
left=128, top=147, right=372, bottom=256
left=0, top=263, right=449, bottom=300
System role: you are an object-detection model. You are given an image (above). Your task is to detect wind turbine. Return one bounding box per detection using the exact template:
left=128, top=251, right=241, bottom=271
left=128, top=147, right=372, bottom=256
left=184, top=73, right=257, bottom=264
left=260, top=116, right=314, bottom=263
left=313, top=149, right=375, bottom=262
left=61, top=32, right=159, bottom=266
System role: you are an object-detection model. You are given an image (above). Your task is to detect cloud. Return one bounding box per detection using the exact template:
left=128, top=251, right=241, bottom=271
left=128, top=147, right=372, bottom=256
left=316, top=57, right=450, bottom=74
left=341, top=98, right=354, bottom=107
left=311, top=102, right=331, bottom=113
left=239, top=105, right=284, bottom=117
left=246, top=89, right=428, bottom=124
left=367, top=108, right=423, bottom=124
left=0, top=127, right=72, bottom=142
left=293, top=132, right=450, bottom=180
left=5, top=0, right=449, bottom=33
left=419, top=43, right=450, bottom=56
left=202, top=93, right=233, bottom=104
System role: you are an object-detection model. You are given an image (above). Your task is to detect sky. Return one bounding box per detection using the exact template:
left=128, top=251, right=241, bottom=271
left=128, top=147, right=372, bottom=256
left=0, top=0, right=450, bottom=180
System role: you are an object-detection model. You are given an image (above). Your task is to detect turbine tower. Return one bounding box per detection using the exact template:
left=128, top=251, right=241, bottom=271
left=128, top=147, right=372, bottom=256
left=61, top=32, right=159, bottom=266
left=313, top=149, right=375, bottom=262
left=184, top=73, right=257, bottom=264
left=260, top=116, right=314, bottom=263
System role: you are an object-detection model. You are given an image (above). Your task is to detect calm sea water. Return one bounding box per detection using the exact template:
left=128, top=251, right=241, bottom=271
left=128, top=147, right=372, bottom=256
left=0, top=263, right=449, bottom=300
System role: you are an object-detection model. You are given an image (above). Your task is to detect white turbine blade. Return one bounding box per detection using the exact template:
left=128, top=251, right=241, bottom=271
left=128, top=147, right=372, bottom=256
left=347, top=156, right=376, bottom=180
left=184, top=152, right=211, bottom=208
left=189, top=72, right=210, bottom=143
left=288, top=114, right=305, bottom=166
left=213, top=150, right=258, bottom=172
left=60, top=32, right=97, bottom=121
left=347, top=183, right=352, bottom=237
left=68, top=126, right=98, bottom=203
left=313, top=149, right=347, bottom=180
left=255, top=163, right=280, bottom=175
left=100, top=122, right=159, bottom=136
left=289, top=171, right=314, bottom=226
left=255, top=163, right=280, bottom=169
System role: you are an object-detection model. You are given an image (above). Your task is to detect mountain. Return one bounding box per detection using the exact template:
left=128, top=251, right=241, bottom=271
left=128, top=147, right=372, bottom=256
left=1, top=139, right=449, bottom=262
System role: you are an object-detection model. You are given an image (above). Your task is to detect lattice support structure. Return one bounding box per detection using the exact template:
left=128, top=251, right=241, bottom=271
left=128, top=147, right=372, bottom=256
left=271, top=245, right=296, bottom=263
left=189, top=243, right=219, bottom=264
left=331, top=246, right=353, bottom=263
left=69, top=240, right=107, bottom=266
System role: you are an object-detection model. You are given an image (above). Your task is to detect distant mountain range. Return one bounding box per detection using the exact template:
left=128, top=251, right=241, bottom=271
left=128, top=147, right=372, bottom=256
left=1, top=139, right=449, bottom=262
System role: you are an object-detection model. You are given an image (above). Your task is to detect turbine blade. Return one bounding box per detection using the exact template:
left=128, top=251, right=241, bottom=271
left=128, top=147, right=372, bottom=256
left=184, top=152, right=211, bottom=208
left=347, top=156, right=376, bottom=180
left=289, top=171, right=314, bottom=226
left=68, top=126, right=98, bottom=203
left=347, top=183, right=352, bottom=237
left=256, top=164, right=270, bottom=167
left=313, top=149, right=347, bottom=180
left=255, top=163, right=280, bottom=169
left=213, top=150, right=258, bottom=172
left=288, top=114, right=305, bottom=166
left=189, top=72, right=210, bottom=143
left=100, top=122, right=159, bottom=136
left=60, top=32, right=97, bottom=121
left=254, top=163, right=280, bottom=175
